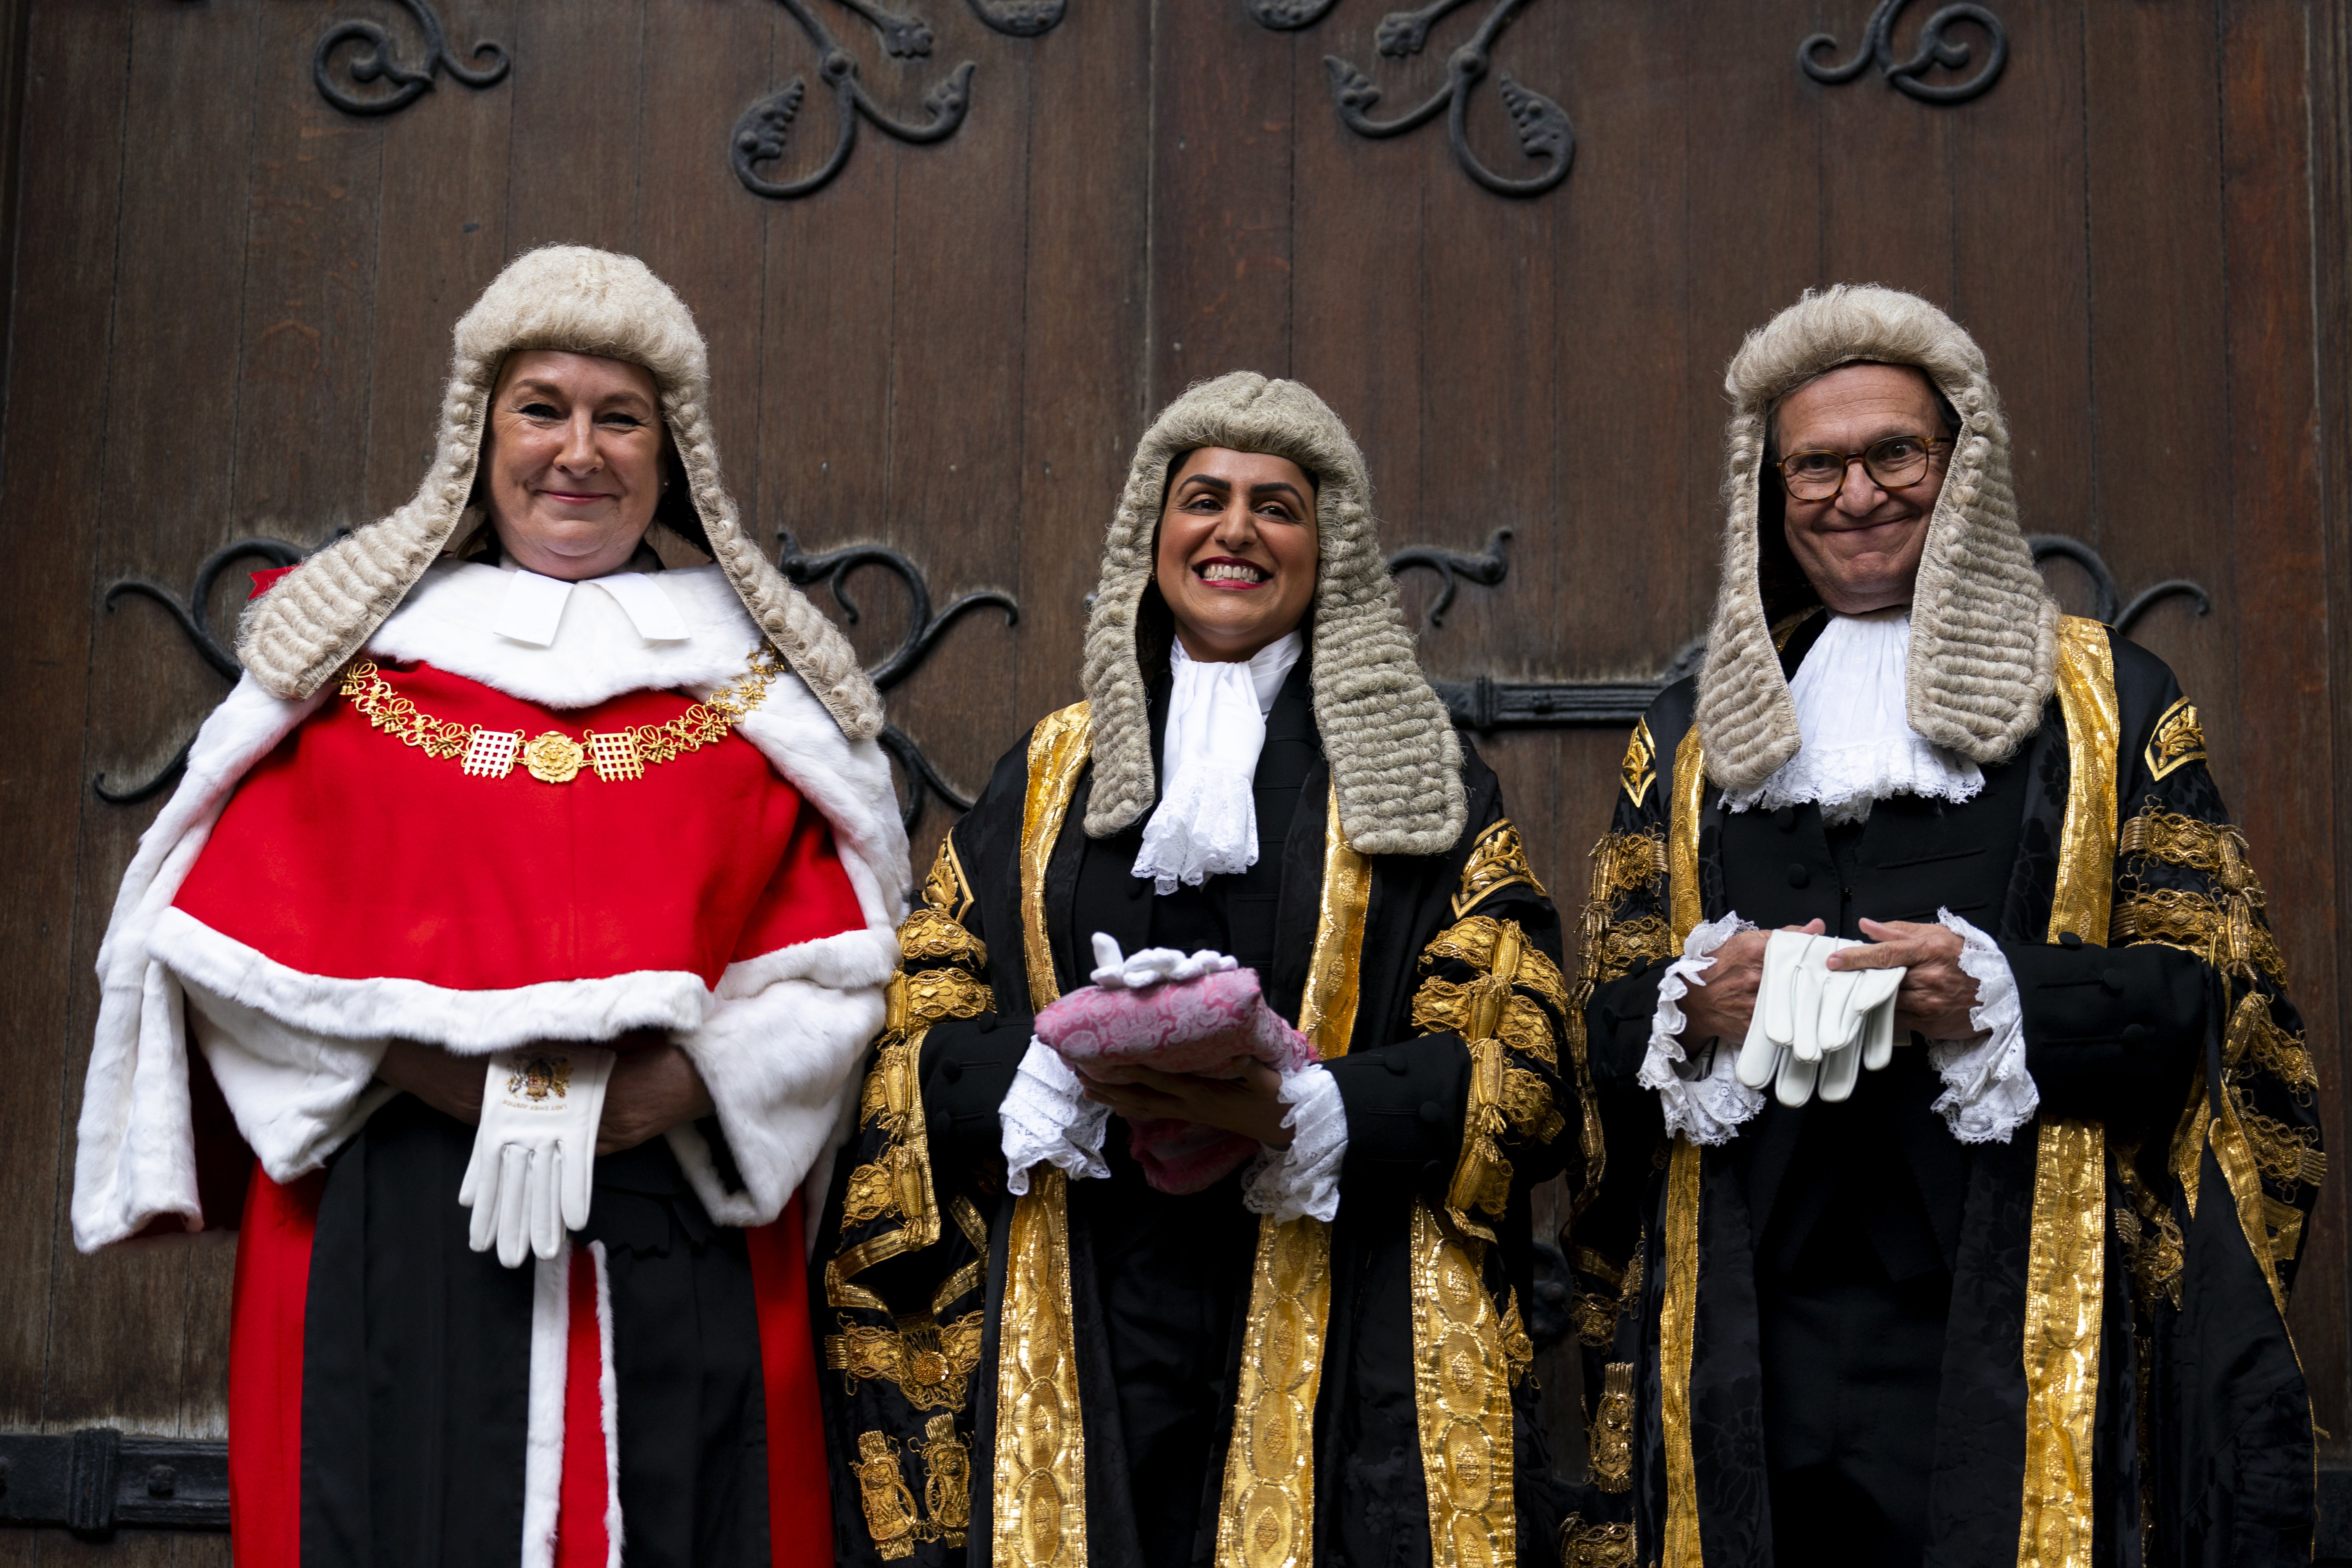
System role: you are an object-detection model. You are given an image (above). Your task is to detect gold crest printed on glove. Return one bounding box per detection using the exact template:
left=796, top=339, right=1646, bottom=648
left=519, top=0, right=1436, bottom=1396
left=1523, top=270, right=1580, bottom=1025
left=507, top=1055, right=573, bottom=1101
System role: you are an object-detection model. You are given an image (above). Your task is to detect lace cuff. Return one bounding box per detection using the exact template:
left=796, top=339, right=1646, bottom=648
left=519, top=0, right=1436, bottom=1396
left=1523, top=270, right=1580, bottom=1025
left=1242, top=1064, right=1347, bottom=1224
left=1926, top=910, right=2038, bottom=1143
left=1000, top=1038, right=1111, bottom=1193
left=1636, top=912, right=1765, bottom=1145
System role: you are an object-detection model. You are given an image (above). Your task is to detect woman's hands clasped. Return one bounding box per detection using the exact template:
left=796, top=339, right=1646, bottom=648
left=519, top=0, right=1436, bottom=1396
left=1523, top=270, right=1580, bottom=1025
left=1074, top=1053, right=1295, bottom=1150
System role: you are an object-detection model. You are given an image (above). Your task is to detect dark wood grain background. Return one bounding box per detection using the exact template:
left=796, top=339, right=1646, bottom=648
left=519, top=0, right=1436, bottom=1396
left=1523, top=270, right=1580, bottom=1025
left=0, top=1, right=2345, bottom=1556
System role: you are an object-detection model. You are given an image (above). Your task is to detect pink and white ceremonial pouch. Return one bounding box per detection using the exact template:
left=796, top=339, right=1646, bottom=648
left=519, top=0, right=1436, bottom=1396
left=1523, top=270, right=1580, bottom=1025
left=1034, top=940, right=1314, bottom=1194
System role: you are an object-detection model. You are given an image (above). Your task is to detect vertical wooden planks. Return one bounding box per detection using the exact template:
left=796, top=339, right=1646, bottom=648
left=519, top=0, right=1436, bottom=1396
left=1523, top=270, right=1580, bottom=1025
left=1948, top=1, right=2091, bottom=551
left=502, top=0, right=644, bottom=254
left=636, top=0, right=775, bottom=518
left=0, top=0, right=132, bottom=1432
left=877, top=13, right=1035, bottom=859
left=2081, top=0, right=2235, bottom=780
left=44, top=0, right=264, bottom=1437
left=361, top=0, right=516, bottom=521
left=2216, top=0, right=2343, bottom=1452
left=1014, top=4, right=1152, bottom=733
left=1148, top=0, right=1295, bottom=404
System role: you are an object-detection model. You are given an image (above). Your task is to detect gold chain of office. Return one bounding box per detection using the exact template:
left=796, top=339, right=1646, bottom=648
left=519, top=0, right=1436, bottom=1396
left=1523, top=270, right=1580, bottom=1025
left=336, top=648, right=786, bottom=784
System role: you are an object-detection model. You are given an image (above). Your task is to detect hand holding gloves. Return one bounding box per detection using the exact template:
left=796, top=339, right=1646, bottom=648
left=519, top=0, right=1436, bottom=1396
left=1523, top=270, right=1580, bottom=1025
left=459, top=1046, right=616, bottom=1267
left=1734, top=932, right=1905, bottom=1108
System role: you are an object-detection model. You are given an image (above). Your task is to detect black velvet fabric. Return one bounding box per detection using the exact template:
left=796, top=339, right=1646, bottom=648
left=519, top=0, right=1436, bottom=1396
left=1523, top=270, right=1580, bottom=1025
left=300, top=1096, right=772, bottom=1568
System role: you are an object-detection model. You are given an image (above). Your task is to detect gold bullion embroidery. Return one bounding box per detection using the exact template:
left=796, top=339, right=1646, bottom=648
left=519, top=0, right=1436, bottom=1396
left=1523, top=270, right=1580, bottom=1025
left=2112, top=887, right=2287, bottom=985
left=993, top=1167, right=1086, bottom=1568
left=918, top=1414, right=973, bottom=1546
left=1560, top=1516, right=1637, bottom=1568
left=1432, top=918, right=1531, bottom=1239
left=824, top=1310, right=987, bottom=1412
left=2144, top=697, right=2208, bottom=781
left=1590, top=1361, right=1634, bottom=1493
left=1298, top=778, right=1374, bottom=1060
left=853, top=1431, right=922, bottom=1559
left=338, top=649, right=783, bottom=783
left=838, top=1035, right=942, bottom=1260
left=1408, top=1201, right=1516, bottom=1568
left=1588, top=827, right=1668, bottom=905
left=1668, top=728, right=1707, bottom=947
left=1212, top=1216, right=1335, bottom=1568
left=1570, top=1288, right=1617, bottom=1349
left=2119, top=802, right=2262, bottom=895
left=899, top=908, right=987, bottom=968
left=2017, top=1119, right=2106, bottom=1568
left=1020, top=702, right=1093, bottom=1012
left=2048, top=616, right=2120, bottom=947
left=1660, top=1138, right=1702, bottom=1568
left=1620, top=718, right=1658, bottom=809
left=922, top=832, right=978, bottom=924
left=1454, top=817, right=1548, bottom=917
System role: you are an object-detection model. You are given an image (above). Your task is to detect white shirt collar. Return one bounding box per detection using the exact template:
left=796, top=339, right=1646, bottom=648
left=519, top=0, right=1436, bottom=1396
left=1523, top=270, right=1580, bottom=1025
left=1170, top=629, right=1306, bottom=716
left=491, top=566, right=689, bottom=648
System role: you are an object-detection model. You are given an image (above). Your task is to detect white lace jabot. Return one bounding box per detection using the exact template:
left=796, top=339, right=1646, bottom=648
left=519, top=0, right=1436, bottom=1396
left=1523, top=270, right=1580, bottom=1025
left=1131, top=632, right=1304, bottom=894
left=1723, top=608, right=1983, bottom=825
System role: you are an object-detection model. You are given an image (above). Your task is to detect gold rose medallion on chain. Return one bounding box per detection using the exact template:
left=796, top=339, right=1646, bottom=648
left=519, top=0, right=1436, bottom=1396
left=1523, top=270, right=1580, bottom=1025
left=338, top=647, right=786, bottom=784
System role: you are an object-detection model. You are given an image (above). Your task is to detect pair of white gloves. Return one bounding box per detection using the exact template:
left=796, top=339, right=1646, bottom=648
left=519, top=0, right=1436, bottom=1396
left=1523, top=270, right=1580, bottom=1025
left=455, top=1046, right=618, bottom=1268
left=1733, top=932, right=1908, bottom=1108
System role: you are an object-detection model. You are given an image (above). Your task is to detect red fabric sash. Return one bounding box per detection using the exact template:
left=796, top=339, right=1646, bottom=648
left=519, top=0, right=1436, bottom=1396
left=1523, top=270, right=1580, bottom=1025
left=226, top=1168, right=322, bottom=1567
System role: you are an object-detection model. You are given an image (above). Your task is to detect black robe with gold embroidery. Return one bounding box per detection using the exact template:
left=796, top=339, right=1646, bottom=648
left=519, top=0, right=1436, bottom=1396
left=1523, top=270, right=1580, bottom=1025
left=811, top=660, right=1584, bottom=1566
left=1559, top=616, right=2321, bottom=1568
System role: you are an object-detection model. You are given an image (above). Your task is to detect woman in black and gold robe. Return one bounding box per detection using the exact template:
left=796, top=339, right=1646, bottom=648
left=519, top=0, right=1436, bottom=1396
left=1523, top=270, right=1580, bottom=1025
left=812, top=372, right=1583, bottom=1566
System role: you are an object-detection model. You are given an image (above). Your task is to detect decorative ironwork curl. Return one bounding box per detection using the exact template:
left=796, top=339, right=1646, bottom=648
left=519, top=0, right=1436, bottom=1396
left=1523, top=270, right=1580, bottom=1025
left=2027, top=535, right=2210, bottom=637
left=314, top=0, right=510, bottom=117
left=778, top=531, right=1019, bottom=826
left=732, top=0, right=1066, bottom=201
left=1250, top=0, right=1572, bottom=197
left=1388, top=528, right=1510, bottom=629
left=94, top=539, right=307, bottom=804
left=1800, top=1, right=2008, bottom=106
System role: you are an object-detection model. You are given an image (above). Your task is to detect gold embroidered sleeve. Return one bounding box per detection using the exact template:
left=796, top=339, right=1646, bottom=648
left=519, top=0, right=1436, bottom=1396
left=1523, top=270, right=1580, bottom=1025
left=2116, top=785, right=2322, bottom=1290
left=1406, top=912, right=1571, bottom=1243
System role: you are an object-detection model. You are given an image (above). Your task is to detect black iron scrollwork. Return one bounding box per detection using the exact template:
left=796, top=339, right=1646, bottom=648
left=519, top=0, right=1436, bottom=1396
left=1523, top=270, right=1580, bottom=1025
left=1399, top=532, right=2206, bottom=731
left=2026, top=535, right=2210, bottom=637
left=777, top=532, right=1019, bottom=826
left=1249, top=0, right=1573, bottom=197
left=314, top=0, right=510, bottom=117
left=1388, top=527, right=1511, bottom=629
left=94, top=539, right=308, bottom=804
left=732, top=0, right=1066, bottom=201
left=1800, top=1, right=2008, bottom=106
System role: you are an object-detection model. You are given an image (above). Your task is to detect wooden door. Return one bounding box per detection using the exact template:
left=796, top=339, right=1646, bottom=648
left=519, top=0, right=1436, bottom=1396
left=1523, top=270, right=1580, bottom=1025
left=0, top=0, right=2345, bottom=1552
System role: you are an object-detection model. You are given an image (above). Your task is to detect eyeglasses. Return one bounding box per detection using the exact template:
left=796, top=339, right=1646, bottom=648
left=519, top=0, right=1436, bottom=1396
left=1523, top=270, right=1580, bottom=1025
left=1774, top=434, right=1950, bottom=501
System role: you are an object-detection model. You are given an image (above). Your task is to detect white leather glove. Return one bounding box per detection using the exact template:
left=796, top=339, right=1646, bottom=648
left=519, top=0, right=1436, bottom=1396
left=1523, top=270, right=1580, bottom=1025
left=1736, top=934, right=1906, bottom=1108
left=458, top=1046, right=616, bottom=1268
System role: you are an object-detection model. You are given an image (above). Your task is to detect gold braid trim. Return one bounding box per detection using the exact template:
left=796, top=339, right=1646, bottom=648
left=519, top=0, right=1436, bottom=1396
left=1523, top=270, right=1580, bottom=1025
left=826, top=1311, right=987, bottom=1412
left=1561, top=1516, right=1638, bottom=1568
left=2119, top=800, right=2263, bottom=895
left=1409, top=917, right=1562, bottom=1240
left=2111, top=1144, right=2186, bottom=1312
left=1454, top=816, right=1548, bottom=916
left=1590, top=1361, right=1635, bottom=1494
left=2112, top=886, right=2288, bottom=986
left=1408, top=1201, right=1517, bottom=1566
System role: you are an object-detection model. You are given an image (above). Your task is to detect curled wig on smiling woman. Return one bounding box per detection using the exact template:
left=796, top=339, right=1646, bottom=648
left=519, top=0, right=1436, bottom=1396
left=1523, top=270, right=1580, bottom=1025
left=1080, top=371, right=1464, bottom=857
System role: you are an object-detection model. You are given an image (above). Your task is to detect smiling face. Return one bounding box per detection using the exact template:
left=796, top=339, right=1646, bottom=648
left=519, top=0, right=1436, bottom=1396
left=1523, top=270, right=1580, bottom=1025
left=1153, top=447, right=1320, bottom=662
left=482, top=349, right=668, bottom=581
left=1773, top=362, right=1953, bottom=615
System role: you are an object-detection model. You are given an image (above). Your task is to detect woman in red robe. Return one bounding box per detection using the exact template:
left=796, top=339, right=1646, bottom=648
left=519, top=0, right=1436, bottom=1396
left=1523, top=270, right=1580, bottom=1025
left=71, top=246, right=908, bottom=1567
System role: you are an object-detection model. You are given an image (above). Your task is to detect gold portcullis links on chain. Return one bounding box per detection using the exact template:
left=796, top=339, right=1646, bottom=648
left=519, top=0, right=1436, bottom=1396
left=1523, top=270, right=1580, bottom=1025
left=338, top=648, right=785, bottom=784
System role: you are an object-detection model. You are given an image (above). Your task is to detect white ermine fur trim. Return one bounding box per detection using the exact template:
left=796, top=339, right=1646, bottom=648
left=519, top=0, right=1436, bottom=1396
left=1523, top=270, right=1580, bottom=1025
left=1081, top=372, right=1464, bottom=856
left=149, top=908, right=711, bottom=1054
left=184, top=983, right=398, bottom=1183
left=74, top=675, right=323, bottom=1251
left=1696, top=285, right=2059, bottom=792
left=667, top=949, right=890, bottom=1226
left=236, top=245, right=882, bottom=741
left=522, top=1240, right=572, bottom=1568
left=591, top=1241, right=624, bottom=1567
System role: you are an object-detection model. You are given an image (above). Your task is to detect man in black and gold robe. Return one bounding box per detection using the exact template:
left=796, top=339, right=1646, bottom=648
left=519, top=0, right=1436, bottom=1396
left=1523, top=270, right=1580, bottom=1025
left=1562, top=287, right=2320, bottom=1568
